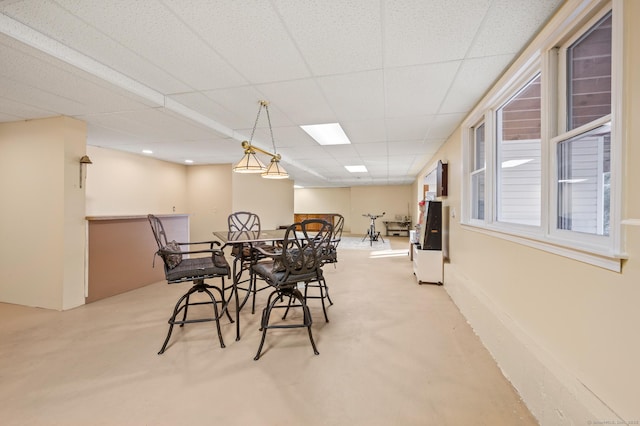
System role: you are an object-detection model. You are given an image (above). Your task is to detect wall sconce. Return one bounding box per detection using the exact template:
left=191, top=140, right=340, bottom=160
left=79, top=155, right=92, bottom=188
left=233, top=100, right=289, bottom=179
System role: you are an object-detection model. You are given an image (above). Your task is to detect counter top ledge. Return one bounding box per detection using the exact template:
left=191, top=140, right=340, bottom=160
left=86, top=214, right=189, bottom=221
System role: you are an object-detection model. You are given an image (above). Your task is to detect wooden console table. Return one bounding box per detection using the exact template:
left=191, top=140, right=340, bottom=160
left=293, top=213, right=339, bottom=231
left=383, top=220, right=412, bottom=236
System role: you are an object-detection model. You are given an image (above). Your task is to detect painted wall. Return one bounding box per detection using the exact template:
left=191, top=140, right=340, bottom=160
left=231, top=172, right=294, bottom=230
left=0, top=117, right=87, bottom=310
left=186, top=164, right=232, bottom=242
left=294, top=185, right=412, bottom=234
left=350, top=185, right=413, bottom=235
left=294, top=187, right=351, bottom=231
left=85, top=147, right=294, bottom=241
left=85, top=146, right=188, bottom=217
left=411, top=1, right=640, bottom=422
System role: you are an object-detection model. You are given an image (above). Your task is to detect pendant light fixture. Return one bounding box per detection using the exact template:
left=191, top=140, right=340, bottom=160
left=233, top=100, right=289, bottom=179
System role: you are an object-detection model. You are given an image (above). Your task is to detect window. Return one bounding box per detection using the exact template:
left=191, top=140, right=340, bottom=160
left=555, top=11, right=612, bottom=237
left=556, top=123, right=610, bottom=235
left=461, top=3, right=621, bottom=270
left=496, top=74, right=542, bottom=226
left=470, top=123, right=485, bottom=221
left=566, top=13, right=612, bottom=131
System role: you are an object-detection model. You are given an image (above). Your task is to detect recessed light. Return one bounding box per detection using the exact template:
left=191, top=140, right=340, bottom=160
left=300, top=123, right=351, bottom=145
left=184, top=159, right=194, bottom=164
left=345, top=165, right=367, bottom=173
left=294, top=185, right=304, bottom=189
left=142, top=149, right=153, bottom=154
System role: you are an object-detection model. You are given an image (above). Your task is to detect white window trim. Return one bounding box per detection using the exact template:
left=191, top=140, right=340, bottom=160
left=460, top=0, right=625, bottom=272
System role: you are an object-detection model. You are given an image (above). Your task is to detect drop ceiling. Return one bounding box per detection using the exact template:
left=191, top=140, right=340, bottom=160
left=0, top=0, right=563, bottom=187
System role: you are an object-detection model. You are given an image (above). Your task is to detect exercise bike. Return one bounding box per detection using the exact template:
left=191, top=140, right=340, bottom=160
left=362, top=212, right=385, bottom=246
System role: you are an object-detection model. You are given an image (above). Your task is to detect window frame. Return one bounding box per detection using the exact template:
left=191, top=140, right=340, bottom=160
left=468, top=120, right=487, bottom=224
left=460, top=0, right=624, bottom=271
left=495, top=72, right=543, bottom=228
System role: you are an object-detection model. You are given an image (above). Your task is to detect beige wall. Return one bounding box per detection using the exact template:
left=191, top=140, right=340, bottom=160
left=85, top=146, right=188, bottom=217
left=231, top=172, right=294, bottom=230
left=0, top=117, right=87, bottom=310
left=294, top=187, right=352, bottom=230
left=85, top=147, right=295, bottom=241
left=186, top=164, right=232, bottom=242
left=294, top=185, right=412, bottom=234
left=411, top=1, right=640, bottom=422
left=350, top=185, right=412, bottom=235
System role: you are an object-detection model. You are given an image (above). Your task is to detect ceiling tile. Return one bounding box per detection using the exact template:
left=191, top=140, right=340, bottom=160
left=342, top=120, right=388, bottom=144
left=164, top=0, right=310, bottom=84
left=468, top=0, right=564, bottom=58
left=384, top=61, right=460, bottom=117
left=426, top=113, right=467, bottom=139
left=384, top=0, right=492, bottom=67
left=317, top=70, right=385, bottom=121
left=439, top=54, right=513, bottom=114
left=274, top=0, right=382, bottom=76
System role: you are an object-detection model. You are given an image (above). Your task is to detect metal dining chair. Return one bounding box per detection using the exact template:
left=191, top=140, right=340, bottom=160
left=227, top=211, right=271, bottom=315
left=148, top=214, right=232, bottom=354
left=250, top=219, right=332, bottom=360
left=300, top=213, right=344, bottom=321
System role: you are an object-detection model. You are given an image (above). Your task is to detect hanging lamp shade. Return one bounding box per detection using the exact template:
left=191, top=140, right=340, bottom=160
left=233, top=100, right=289, bottom=179
left=233, top=143, right=267, bottom=173
left=262, top=156, right=289, bottom=179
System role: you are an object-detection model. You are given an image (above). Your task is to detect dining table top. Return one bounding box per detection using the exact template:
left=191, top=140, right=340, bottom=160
left=212, top=229, right=289, bottom=245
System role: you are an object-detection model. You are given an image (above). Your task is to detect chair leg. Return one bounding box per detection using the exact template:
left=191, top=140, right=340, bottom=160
left=251, top=270, right=258, bottom=314
left=234, top=258, right=254, bottom=313
left=303, top=277, right=332, bottom=323
left=254, top=288, right=319, bottom=360
left=282, top=293, right=295, bottom=320
left=201, top=287, right=225, bottom=349
left=316, top=279, right=329, bottom=323
left=254, top=291, right=279, bottom=360
left=295, top=289, right=320, bottom=355
left=158, top=287, right=196, bottom=354
left=180, top=293, right=190, bottom=327
left=158, top=283, right=227, bottom=354
left=219, top=277, right=234, bottom=323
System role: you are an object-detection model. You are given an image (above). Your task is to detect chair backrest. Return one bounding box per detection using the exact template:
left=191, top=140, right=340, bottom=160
left=148, top=214, right=183, bottom=272
left=228, top=211, right=261, bottom=233
left=148, top=214, right=169, bottom=251
left=329, top=214, right=344, bottom=247
left=278, top=219, right=332, bottom=280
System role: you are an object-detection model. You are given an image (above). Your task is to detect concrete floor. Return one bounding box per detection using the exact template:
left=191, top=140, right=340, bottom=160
left=0, top=236, right=537, bottom=425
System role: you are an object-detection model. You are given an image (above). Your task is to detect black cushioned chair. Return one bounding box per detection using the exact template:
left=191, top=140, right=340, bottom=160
left=227, top=211, right=270, bottom=315
left=322, top=214, right=344, bottom=266
left=148, top=214, right=231, bottom=354
left=251, top=219, right=332, bottom=360
left=300, top=213, right=344, bottom=322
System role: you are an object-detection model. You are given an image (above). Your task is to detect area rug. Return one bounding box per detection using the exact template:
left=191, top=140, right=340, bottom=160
left=338, top=236, right=391, bottom=250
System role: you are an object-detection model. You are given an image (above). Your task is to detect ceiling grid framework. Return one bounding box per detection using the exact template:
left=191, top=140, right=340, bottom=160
left=0, top=0, right=564, bottom=187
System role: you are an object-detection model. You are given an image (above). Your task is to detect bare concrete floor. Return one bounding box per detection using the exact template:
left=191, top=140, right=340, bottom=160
left=0, top=236, right=537, bottom=425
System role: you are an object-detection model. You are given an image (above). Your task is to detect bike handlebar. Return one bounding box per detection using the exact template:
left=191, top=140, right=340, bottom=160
left=363, top=212, right=385, bottom=219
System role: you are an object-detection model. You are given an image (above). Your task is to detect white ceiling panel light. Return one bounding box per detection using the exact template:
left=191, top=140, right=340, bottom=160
left=345, top=165, right=367, bottom=173
left=301, top=123, right=351, bottom=145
